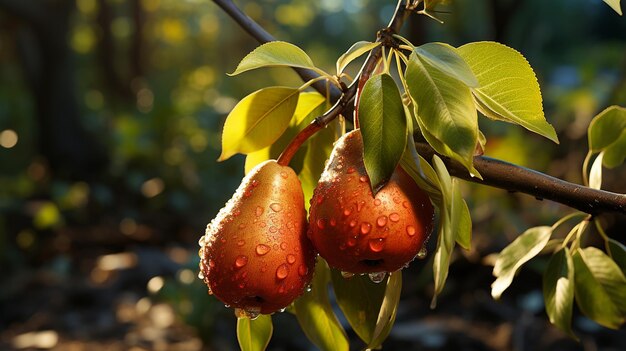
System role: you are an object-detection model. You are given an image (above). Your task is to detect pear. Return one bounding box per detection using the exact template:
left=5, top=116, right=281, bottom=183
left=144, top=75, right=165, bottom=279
left=198, top=160, right=315, bottom=316
left=308, top=130, right=434, bottom=274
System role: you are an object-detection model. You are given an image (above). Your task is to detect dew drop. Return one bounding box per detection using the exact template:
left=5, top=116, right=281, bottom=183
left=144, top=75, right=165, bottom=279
left=316, top=196, right=324, bottom=204
left=360, top=222, right=371, bottom=235
left=279, top=307, right=286, bottom=313
left=197, top=271, right=204, bottom=280
left=251, top=179, right=259, bottom=187
left=198, top=236, right=206, bottom=247
left=208, top=259, right=215, bottom=268
left=376, top=215, right=388, bottom=227
left=269, top=226, right=277, bottom=233
left=237, top=240, right=245, bottom=247
left=255, top=206, right=264, bottom=217
left=347, top=167, right=356, bottom=174
left=278, top=286, right=285, bottom=294
left=329, top=218, right=337, bottom=227
left=356, top=201, right=364, bottom=212
left=306, top=285, right=312, bottom=292
left=276, top=264, right=289, bottom=280
left=343, top=208, right=352, bottom=217
left=238, top=223, right=246, bottom=229
left=280, top=171, right=288, bottom=179
left=374, top=199, right=382, bottom=206
left=298, top=265, right=308, bottom=277
left=238, top=282, right=246, bottom=289
left=270, top=203, right=282, bottom=212
left=347, top=237, right=357, bottom=247
left=341, top=271, right=355, bottom=278
left=280, top=242, right=287, bottom=250
left=389, top=213, right=400, bottom=222
left=256, top=244, right=270, bottom=256
left=235, top=255, right=248, bottom=268
left=368, top=271, right=387, bottom=283
left=417, top=246, right=427, bottom=259
left=349, top=220, right=357, bottom=228
left=316, top=218, right=326, bottom=230
left=359, top=175, right=368, bottom=183
left=406, top=225, right=416, bottom=236
left=402, top=201, right=409, bottom=208
left=368, top=238, right=385, bottom=252
left=207, top=287, right=213, bottom=295
left=287, top=254, right=296, bottom=264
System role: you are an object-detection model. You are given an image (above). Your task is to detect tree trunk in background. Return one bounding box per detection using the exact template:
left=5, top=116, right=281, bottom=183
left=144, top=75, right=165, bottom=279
left=1, top=0, right=109, bottom=179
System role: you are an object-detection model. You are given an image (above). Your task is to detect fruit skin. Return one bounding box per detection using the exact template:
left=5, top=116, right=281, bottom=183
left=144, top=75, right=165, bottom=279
left=199, top=160, right=315, bottom=314
left=308, top=130, right=434, bottom=274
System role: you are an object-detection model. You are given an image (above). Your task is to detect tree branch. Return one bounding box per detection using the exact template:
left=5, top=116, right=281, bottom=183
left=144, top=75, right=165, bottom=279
left=211, top=0, right=340, bottom=101
left=213, top=0, right=626, bottom=216
left=415, top=144, right=626, bottom=215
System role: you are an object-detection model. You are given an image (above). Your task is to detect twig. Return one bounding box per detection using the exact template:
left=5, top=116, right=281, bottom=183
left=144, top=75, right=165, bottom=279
left=212, top=0, right=340, bottom=101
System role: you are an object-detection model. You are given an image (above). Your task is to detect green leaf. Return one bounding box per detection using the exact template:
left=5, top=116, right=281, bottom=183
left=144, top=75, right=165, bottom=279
left=294, top=260, right=349, bottom=351
left=453, top=185, right=472, bottom=250
left=543, top=248, right=576, bottom=339
left=299, top=119, right=337, bottom=211
left=588, top=106, right=626, bottom=168
left=369, top=271, right=403, bottom=349
left=406, top=52, right=479, bottom=176
left=603, top=132, right=626, bottom=168
left=245, top=92, right=325, bottom=173
left=457, top=42, right=558, bottom=143
left=330, top=269, right=388, bottom=344
left=430, top=156, right=455, bottom=306
left=336, top=41, right=381, bottom=75
left=219, top=87, right=299, bottom=161
left=359, top=73, right=408, bottom=192
left=230, top=41, right=321, bottom=76
left=414, top=42, right=478, bottom=87
left=588, top=106, right=626, bottom=152
left=237, top=314, right=273, bottom=351
left=400, top=146, right=442, bottom=205
left=491, top=226, right=553, bottom=299
left=573, top=247, right=626, bottom=329
left=603, top=0, right=623, bottom=15
left=606, top=238, right=626, bottom=276
left=589, top=152, right=604, bottom=190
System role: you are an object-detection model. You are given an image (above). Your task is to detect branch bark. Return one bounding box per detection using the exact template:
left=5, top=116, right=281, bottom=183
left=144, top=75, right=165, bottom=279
left=213, top=0, right=626, bottom=216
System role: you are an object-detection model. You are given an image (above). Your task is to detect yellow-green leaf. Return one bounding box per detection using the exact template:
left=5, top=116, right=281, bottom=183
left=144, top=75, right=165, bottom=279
left=368, top=271, right=402, bottom=349
left=406, top=52, right=479, bottom=176
left=457, top=42, right=558, bottom=143
left=336, top=41, right=381, bottom=75
left=543, top=248, right=576, bottom=339
left=219, top=87, right=299, bottom=161
left=245, top=92, right=325, bottom=173
left=603, top=0, right=623, bottom=15
left=491, top=226, right=553, bottom=299
left=237, top=314, right=273, bottom=351
left=230, top=41, right=320, bottom=76
left=294, top=260, right=349, bottom=351
left=573, top=247, right=626, bottom=329
left=414, top=42, right=478, bottom=87
left=330, top=269, right=388, bottom=344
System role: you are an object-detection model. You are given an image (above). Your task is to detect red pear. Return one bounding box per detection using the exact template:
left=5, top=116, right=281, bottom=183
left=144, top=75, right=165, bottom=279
left=198, top=160, right=315, bottom=316
left=308, top=130, right=434, bottom=274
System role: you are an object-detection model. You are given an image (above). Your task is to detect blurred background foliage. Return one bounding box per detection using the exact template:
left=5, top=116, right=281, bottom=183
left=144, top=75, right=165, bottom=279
left=0, top=0, right=624, bottom=350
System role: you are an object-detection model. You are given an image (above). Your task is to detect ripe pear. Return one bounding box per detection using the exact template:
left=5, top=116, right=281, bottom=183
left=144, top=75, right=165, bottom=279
left=198, top=160, right=315, bottom=316
left=308, top=130, right=434, bottom=274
